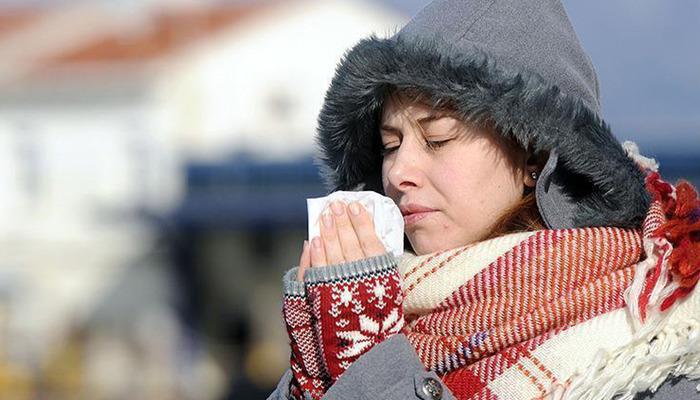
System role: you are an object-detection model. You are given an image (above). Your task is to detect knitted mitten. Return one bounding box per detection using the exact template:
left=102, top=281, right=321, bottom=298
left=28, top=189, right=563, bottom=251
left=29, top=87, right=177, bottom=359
left=302, top=253, right=404, bottom=380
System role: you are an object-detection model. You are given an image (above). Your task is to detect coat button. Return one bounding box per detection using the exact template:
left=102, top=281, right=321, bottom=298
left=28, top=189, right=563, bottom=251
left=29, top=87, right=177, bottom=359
left=421, top=377, right=443, bottom=399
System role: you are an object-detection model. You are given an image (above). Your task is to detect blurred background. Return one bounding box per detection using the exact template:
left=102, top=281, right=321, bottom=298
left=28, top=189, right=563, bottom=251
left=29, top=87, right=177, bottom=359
left=0, top=0, right=696, bottom=399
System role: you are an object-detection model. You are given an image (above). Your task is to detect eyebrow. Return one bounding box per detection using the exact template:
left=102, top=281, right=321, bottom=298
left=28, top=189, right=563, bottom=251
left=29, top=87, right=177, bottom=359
left=380, top=114, right=447, bottom=132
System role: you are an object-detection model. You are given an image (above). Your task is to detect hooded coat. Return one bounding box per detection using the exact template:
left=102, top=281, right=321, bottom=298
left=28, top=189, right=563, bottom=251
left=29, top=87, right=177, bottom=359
left=314, top=0, right=651, bottom=231
left=269, top=0, right=698, bottom=398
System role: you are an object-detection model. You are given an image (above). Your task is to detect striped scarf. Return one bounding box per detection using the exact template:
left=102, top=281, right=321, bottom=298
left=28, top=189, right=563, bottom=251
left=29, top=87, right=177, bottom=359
left=398, top=172, right=700, bottom=399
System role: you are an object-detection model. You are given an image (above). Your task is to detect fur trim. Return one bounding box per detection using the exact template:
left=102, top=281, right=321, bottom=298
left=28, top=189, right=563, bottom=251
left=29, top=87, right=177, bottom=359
left=623, top=141, right=659, bottom=173
left=315, top=35, right=650, bottom=228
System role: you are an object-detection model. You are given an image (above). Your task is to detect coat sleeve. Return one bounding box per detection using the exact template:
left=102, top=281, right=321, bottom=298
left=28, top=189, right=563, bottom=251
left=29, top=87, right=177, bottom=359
left=266, top=369, right=294, bottom=400
left=269, top=334, right=456, bottom=400
left=323, top=333, right=456, bottom=400
left=634, top=376, right=700, bottom=400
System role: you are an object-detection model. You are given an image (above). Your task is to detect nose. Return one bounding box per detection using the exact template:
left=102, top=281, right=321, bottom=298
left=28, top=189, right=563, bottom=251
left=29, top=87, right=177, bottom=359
left=384, top=138, right=424, bottom=192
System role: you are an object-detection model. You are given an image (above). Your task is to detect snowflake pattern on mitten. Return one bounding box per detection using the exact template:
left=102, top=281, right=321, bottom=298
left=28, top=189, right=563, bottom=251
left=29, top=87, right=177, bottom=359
left=303, top=254, right=404, bottom=380
left=281, top=254, right=404, bottom=398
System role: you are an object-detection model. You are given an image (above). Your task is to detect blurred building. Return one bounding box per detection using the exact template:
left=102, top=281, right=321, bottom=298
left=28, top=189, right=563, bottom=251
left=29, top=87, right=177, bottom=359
left=0, top=1, right=406, bottom=398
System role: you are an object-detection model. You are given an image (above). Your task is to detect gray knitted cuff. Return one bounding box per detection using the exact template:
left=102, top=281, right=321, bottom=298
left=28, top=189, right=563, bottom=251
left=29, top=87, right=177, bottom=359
left=282, top=267, right=306, bottom=296
left=303, top=253, right=397, bottom=285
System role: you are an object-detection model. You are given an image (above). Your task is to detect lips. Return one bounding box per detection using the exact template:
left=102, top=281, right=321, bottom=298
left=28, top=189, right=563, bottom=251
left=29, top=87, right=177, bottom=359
left=399, top=203, right=437, bottom=226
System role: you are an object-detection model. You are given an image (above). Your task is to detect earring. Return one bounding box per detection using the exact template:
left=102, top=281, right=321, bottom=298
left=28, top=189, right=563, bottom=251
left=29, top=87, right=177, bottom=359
left=531, top=171, right=538, bottom=181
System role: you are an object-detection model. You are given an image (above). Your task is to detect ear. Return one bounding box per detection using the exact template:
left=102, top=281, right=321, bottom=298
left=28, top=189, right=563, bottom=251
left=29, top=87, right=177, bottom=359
left=523, top=153, right=542, bottom=188
left=523, top=167, right=537, bottom=188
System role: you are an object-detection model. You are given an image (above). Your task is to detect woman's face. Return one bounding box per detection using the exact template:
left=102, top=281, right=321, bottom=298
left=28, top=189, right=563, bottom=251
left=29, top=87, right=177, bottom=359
left=380, top=96, right=533, bottom=255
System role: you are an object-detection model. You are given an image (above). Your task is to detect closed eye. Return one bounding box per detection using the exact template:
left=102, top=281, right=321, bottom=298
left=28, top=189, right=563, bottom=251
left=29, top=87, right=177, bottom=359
left=381, top=139, right=452, bottom=156
left=381, top=146, right=399, bottom=156
left=427, top=139, right=451, bottom=148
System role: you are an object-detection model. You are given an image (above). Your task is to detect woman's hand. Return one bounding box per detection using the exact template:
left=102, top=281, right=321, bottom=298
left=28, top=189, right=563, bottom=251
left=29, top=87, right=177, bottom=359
left=296, top=201, right=386, bottom=281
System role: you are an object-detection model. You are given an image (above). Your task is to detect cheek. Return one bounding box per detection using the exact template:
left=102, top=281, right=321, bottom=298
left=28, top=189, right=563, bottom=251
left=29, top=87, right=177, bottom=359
left=435, top=158, right=488, bottom=198
left=381, top=160, right=392, bottom=195
left=381, top=160, right=389, bottom=183
left=439, top=154, right=521, bottom=212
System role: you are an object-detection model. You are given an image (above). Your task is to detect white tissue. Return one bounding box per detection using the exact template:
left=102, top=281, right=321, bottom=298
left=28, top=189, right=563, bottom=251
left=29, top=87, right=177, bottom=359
left=307, top=191, right=404, bottom=258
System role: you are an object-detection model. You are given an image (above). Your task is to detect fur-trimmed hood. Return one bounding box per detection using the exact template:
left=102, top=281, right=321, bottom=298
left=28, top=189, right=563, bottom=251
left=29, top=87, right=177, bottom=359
left=314, top=0, right=650, bottom=229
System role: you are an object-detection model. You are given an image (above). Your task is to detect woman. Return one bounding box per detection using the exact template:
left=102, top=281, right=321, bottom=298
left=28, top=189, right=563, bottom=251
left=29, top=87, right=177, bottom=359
left=269, top=0, right=700, bottom=399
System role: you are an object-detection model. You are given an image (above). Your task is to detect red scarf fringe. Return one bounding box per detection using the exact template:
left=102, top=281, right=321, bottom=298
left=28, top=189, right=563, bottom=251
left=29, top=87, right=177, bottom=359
left=646, top=172, right=700, bottom=309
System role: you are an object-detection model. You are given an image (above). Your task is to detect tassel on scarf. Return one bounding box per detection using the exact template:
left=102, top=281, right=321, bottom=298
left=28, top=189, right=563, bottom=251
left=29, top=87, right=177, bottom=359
left=647, top=173, right=700, bottom=312
left=623, top=140, right=700, bottom=325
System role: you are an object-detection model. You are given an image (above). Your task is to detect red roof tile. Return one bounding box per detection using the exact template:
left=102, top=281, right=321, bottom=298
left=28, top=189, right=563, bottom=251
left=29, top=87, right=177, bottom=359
left=0, top=9, right=44, bottom=37
left=43, top=4, right=266, bottom=66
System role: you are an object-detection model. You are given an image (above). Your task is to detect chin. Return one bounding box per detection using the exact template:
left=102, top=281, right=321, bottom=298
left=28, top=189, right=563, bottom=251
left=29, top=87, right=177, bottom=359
left=410, top=238, right=449, bottom=256
left=410, top=234, right=475, bottom=256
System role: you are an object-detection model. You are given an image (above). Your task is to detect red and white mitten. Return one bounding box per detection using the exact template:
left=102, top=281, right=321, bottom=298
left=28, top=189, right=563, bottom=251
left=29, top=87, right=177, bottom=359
left=303, top=253, right=405, bottom=381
